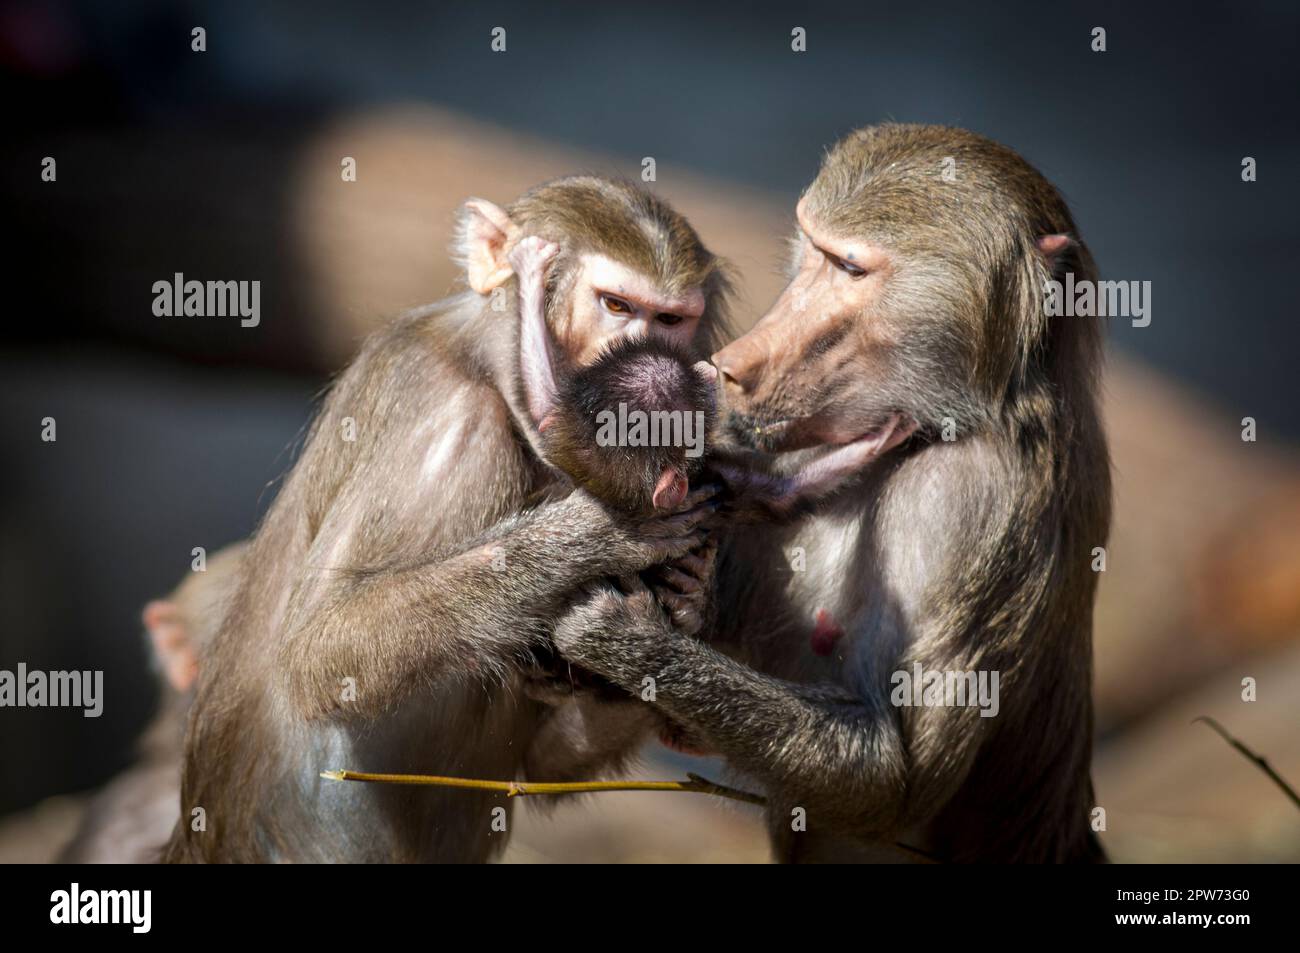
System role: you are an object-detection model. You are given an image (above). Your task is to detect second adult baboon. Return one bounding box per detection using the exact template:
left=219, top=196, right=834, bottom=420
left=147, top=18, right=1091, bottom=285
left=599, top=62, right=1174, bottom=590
left=549, top=124, right=1112, bottom=863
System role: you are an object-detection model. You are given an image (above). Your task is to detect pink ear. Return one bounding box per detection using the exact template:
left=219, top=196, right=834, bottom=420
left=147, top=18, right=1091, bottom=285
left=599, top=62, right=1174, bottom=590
left=1036, top=234, right=1072, bottom=257
left=144, top=600, right=198, bottom=693
left=652, top=468, right=689, bottom=510
left=142, top=599, right=178, bottom=634
left=461, top=198, right=519, bottom=294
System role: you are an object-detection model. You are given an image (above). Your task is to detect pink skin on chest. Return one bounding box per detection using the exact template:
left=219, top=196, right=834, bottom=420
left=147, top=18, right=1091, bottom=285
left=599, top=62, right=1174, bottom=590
left=809, top=608, right=845, bottom=657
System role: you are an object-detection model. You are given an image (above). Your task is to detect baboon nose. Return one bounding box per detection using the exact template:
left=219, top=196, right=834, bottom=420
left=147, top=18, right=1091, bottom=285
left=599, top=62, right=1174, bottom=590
left=711, top=352, right=746, bottom=394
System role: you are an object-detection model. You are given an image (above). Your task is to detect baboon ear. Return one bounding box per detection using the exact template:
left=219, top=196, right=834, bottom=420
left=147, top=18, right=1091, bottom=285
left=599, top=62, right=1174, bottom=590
left=1035, top=234, right=1083, bottom=290
left=459, top=198, right=520, bottom=294
left=1036, top=234, right=1073, bottom=259
left=652, top=468, right=689, bottom=511
left=144, top=600, right=198, bottom=693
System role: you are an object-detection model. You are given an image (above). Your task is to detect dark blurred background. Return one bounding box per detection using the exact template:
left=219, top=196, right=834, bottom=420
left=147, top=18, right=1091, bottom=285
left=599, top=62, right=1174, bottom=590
left=2, top=0, right=1297, bottom=861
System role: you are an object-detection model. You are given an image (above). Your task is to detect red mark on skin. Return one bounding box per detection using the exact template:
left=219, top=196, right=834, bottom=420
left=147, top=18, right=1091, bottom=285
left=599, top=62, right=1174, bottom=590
left=809, top=608, right=844, bottom=657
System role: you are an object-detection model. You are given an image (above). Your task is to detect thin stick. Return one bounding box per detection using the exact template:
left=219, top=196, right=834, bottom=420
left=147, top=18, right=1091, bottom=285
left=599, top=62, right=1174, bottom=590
left=1194, top=716, right=1300, bottom=810
left=320, top=769, right=767, bottom=806
left=321, top=768, right=940, bottom=861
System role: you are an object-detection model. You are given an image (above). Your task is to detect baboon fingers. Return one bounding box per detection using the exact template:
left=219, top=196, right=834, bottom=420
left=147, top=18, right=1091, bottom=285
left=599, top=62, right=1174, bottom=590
left=658, top=566, right=701, bottom=593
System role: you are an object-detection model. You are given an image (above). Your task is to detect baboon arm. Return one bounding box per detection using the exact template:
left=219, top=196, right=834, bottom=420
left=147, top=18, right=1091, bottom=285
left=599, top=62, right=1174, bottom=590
left=552, top=587, right=914, bottom=834
left=278, top=499, right=616, bottom=720
left=276, top=485, right=710, bottom=720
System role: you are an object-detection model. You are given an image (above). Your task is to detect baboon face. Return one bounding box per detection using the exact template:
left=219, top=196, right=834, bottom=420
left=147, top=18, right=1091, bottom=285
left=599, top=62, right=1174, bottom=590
left=712, top=123, right=1081, bottom=453
left=713, top=194, right=903, bottom=452
left=507, top=178, right=724, bottom=369
left=547, top=252, right=707, bottom=366
left=466, top=177, right=731, bottom=369
left=480, top=178, right=730, bottom=511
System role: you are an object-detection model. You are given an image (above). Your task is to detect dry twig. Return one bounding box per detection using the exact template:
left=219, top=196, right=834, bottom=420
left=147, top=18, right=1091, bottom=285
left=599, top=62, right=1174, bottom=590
left=1194, top=716, right=1300, bottom=810
left=320, top=769, right=766, bottom=805
left=320, top=768, right=941, bottom=862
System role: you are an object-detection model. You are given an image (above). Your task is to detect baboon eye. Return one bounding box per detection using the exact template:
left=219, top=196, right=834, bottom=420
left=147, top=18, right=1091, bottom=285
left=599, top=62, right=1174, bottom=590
left=828, top=253, right=867, bottom=278
left=600, top=294, right=635, bottom=315
left=655, top=312, right=683, bottom=326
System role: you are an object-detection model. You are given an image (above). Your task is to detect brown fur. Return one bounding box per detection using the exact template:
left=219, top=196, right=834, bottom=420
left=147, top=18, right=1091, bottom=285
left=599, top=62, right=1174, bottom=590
left=164, top=177, right=727, bottom=862
left=549, top=125, right=1111, bottom=863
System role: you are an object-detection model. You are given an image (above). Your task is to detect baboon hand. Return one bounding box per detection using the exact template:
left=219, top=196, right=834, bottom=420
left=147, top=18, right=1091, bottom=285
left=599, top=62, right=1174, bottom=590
left=558, top=485, right=719, bottom=577
left=552, top=576, right=674, bottom=681
left=648, top=536, right=718, bottom=637
left=616, top=483, right=720, bottom=572
left=508, top=235, right=560, bottom=283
